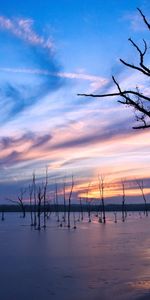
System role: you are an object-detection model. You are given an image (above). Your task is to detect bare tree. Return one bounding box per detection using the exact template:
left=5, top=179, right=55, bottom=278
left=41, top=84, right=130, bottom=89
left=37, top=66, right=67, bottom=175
left=37, top=186, right=44, bottom=230
left=29, top=184, right=34, bottom=226
left=33, top=172, right=37, bottom=228
left=18, top=188, right=26, bottom=218
left=43, top=167, right=48, bottom=229
left=86, top=182, right=92, bottom=223
left=98, top=175, right=106, bottom=223
left=79, top=197, right=84, bottom=221
left=114, top=212, right=117, bottom=223
left=73, top=210, right=77, bottom=229
left=55, top=182, right=60, bottom=223
left=78, top=8, right=150, bottom=129
left=7, top=188, right=26, bottom=218
left=136, top=179, right=148, bottom=216
left=63, top=177, right=66, bottom=223
left=67, top=175, right=74, bottom=228
left=121, top=180, right=126, bottom=222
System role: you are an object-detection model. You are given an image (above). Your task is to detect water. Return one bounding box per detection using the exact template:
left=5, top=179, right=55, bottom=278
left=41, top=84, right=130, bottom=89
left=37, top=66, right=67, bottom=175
left=0, top=212, right=150, bottom=300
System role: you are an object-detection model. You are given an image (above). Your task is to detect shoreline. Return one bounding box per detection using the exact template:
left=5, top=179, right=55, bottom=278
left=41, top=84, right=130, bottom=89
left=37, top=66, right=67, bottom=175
left=0, top=203, right=149, bottom=212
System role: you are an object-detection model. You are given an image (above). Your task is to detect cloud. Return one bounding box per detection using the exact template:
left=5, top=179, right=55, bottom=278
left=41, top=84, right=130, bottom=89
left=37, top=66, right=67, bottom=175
left=0, top=15, right=63, bottom=120
left=0, top=16, right=53, bottom=50
left=0, top=150, right=22, bottom=167
left=0, top=132, right=52, bottom=151
left=61, top=156, right=92, bottom=167
left=0, top=67, right=108, bottom=93
left=0, top=132, right=33, bottom=150
left=122, top=8, right=150, bottom=32
left=0, top=131, right=53, bottom=184
left=126, top=14, right=145, bottom=31
left=30, top=134, right=52, bottom=148
left=51, top=118, right=135, bottom=151
left=118, top=177, right=150, bottom=190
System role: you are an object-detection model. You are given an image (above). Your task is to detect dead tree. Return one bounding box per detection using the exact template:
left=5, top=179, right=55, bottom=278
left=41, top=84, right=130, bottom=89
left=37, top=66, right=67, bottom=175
left=55, top=183, right=60, bottom=223
left=33, top=173, right=37, bottom=227
left=63, top=177, right=66, bottom=222
left=98, top=175, right=106, bottom=223
left=121, top=180, right=126, bottom=222
left=114, top=212, right=117, bottom=223
left=79, top=197, right=84, bottom=221
left=67, top=175, right=74, bottom=228
left=136, top=179, right=148, bottom=216
left=29, top=184, right=34, bottom=226
left=43, top=167, right=48, bottom=229
left=37, top=186, right=43, bottom=230
left=73, top=210, right=77, bottom=229
left=7, top=188, right=26, bottom=218
left=86, top=182, right=92, bottom=222
left=78, top=8, right=150, bottom=130
left=18, top=188, right=26, bottom=218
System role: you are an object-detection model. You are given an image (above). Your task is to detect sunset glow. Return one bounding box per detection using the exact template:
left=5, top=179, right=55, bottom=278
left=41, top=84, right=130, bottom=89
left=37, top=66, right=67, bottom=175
left=0, top=0, right=150, bottom=202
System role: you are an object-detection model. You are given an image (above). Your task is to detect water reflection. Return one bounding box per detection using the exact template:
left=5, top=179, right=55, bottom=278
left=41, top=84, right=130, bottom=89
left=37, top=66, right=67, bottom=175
left=0, top=212, right=150, bottom=299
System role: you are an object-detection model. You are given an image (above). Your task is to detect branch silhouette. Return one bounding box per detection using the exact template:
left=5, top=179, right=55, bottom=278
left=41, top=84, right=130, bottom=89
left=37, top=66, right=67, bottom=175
left=78, top=8, right=150, bottom=129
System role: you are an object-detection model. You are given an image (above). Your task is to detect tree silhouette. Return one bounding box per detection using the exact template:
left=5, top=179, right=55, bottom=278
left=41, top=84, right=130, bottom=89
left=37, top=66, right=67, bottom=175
left=78, top=8, right=150, bottom=129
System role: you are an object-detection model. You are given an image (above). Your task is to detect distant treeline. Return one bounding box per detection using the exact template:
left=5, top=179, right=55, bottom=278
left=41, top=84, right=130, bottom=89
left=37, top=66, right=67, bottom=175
left=0, top=203, right=150, bottom=212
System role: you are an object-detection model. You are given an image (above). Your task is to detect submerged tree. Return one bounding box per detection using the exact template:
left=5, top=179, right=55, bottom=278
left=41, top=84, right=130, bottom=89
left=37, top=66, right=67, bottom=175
left=55, top=182, right=60, bottom=223
left=29, top=184, right=34, bottom=226
left=63, top=177, right=67, bottom=223
left=136, top=179, right=148, bottom=216
left=98, top=175, right=106, bottom=224
left=67, top=175, right=74, bottom=228
left=79, top=197, right=84, bottom=221
left=37, top=186, right=43, bottom=230
left=78, top=8, right=150, bottom=129
left=17, top=189, right=26, bottom=218
left=7, top=188, right=26, bottom=218
left=33, top=172, right=37, bottom=228
left=86, top=182, right=92, bottom=223
left=121, top=180, right=126, bottom=222
left=43, top=167, right=48, bottom=229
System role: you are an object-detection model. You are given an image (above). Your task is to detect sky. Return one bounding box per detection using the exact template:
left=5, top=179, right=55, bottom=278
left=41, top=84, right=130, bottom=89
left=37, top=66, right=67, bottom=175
left=0, top=0, right=150, bottom=203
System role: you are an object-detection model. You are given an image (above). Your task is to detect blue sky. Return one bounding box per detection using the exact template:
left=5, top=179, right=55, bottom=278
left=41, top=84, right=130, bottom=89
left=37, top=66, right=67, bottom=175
left=0, top=0, right=150, bottom=202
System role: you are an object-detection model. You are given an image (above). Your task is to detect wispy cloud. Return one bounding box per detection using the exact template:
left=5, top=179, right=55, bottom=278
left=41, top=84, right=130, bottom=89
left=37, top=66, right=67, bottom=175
left=0, top=16, right=54, bottom=50
left=0, top=132, right=52, bottom=171
left=0, top=132, right=52, bottom=151
left=51, top=118, right=133, bottom=150
left=0, top=67, right=108, bottom=94
left=122, top=9, right=150, bottom=32
left=0, top=15, right=63, bottom=120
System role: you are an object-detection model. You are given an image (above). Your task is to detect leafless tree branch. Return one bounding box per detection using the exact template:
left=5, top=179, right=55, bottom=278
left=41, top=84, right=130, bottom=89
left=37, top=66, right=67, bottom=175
left=137, top=8, right=150, bottom=30
left=77, top=8, right=150, bottom=129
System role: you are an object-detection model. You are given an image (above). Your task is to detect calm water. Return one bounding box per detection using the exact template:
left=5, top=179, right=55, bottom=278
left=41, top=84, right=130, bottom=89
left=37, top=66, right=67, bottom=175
left=0, top=212, right=150, bottom=300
